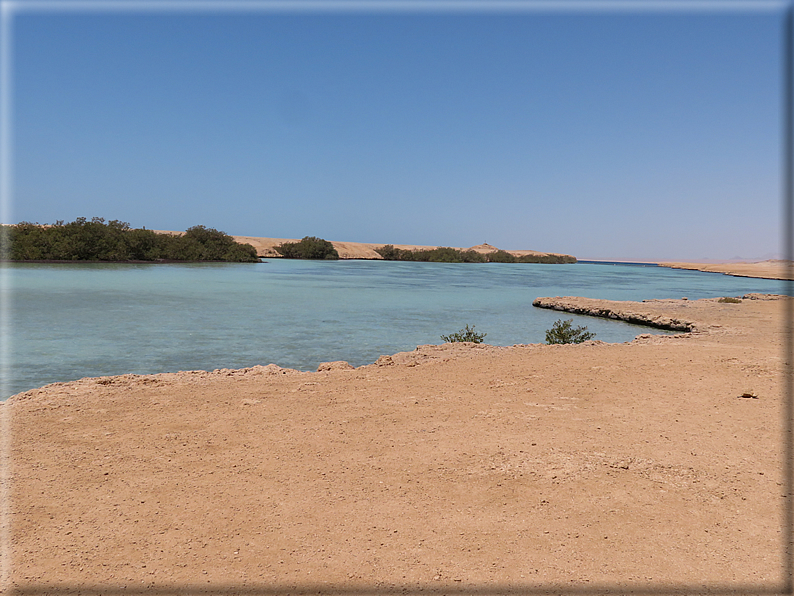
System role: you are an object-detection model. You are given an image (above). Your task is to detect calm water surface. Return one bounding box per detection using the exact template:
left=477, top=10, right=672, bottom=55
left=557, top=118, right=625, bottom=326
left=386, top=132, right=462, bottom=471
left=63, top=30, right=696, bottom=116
left=3, top=260, right=785, bottom=399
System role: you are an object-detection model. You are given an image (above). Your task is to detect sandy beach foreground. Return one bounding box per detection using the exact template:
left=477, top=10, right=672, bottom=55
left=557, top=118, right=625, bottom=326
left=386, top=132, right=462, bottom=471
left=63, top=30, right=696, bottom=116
left=3, top=294, right=789, bottom=593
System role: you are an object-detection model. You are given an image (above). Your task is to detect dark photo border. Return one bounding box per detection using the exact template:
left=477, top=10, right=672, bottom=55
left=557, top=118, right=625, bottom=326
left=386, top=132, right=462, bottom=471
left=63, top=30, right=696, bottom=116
left=1, top=1, right=790, bottom=595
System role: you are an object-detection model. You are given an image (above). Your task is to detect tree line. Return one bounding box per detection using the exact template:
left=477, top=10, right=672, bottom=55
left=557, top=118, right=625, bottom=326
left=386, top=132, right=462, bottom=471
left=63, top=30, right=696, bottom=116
left=375, top=245, right=576, bottom=264
left=5, top=218, right=259, bottom=262
left=273, top=240, right=576, bottom=263
left=4, top=220, right=576, bottom=264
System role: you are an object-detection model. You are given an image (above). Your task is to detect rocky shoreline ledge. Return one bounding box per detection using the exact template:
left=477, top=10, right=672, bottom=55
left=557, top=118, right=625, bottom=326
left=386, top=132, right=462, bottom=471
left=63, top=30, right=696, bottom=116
left=532, top=296, right=697, bottom=332
left=532, top=293, right=783, bottom=334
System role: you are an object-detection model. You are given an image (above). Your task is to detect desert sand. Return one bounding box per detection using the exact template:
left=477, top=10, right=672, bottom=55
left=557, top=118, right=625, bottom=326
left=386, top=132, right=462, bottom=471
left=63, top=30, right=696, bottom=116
left=2, top=292, right=789, bottom=594
left=659, top=260, right=793, bottom=281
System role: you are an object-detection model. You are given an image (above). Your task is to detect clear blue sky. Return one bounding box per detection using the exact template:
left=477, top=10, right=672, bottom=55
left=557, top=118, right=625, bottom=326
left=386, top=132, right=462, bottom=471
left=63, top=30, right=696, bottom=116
left=4, top=1, right=785, bottom=261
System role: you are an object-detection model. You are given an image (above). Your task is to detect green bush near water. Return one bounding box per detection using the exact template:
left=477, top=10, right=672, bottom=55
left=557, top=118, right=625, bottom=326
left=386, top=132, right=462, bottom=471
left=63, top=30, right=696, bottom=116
left=6, top=218, right=259, bottom=262
left=376, top=245, right=486, bottom=263
left=486, top=250, right=518, bottom=263
left=518, top=253, right=577, bottom=264
left=441, top=324, right=487, bottom=344
left=545, top=319, right=596, bottom=344
left=718, top=296, right=742, bottom=303
left=376, top=245, right=576, bottom=264
left=275, top=236, right=339, bottom=260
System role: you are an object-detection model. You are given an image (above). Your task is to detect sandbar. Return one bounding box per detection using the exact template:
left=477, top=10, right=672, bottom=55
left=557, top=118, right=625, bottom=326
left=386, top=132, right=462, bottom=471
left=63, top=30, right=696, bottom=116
left=658, top=259, right=793, bottom=281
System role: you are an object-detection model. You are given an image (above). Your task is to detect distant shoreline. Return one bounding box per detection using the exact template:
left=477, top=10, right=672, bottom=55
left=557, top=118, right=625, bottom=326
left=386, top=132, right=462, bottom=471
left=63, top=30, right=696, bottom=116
left=6, top=254, right=791, bottom=281
left=2, top=259, right=253, bottom=265
left=576, top=258, right=791, bottom=281
left=656, top=260, right=792, bottom=281
left=7, top=224, right=788, bottom=279
left=577, top=260, right=661, bottom=267
left=222, top=233, right=576, bottom=262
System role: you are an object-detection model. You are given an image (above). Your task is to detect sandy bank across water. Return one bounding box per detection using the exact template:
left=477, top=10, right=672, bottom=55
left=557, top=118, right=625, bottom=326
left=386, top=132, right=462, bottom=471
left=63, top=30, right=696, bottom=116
left=658, top=259, right=794, bottom=281
left=2, top=294, right=789, bottom=592
left=214, top=233, right=573, bottom=261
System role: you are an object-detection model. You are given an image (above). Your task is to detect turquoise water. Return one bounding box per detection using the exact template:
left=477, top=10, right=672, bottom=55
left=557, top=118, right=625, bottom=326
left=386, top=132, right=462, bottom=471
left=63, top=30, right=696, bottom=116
left=3, top=260, right=785, bottom=399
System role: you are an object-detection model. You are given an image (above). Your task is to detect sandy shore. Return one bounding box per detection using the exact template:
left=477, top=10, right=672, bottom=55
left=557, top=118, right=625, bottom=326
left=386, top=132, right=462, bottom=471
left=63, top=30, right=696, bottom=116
left=3, top=294, right=788, bottom=593
left=658, top=260, right=793, bottom=281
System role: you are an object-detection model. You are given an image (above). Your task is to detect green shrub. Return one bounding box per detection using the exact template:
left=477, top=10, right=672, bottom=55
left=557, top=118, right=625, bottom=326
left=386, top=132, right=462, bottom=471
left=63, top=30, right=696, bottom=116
left=441, top=324, right=487, bottom=344
left=545, top=319, right=595, bottom=344
left=486, top=250, right=517, bottom=263
left=378, top=246, right=487, bottom=263
left=180, top=225, right=259, bottom=261
left=375, top=244, right=408, bottom=260
left=718, top=296, right=742, bottom=303
left=376, top=245, right=575, bottom=264
left=457, top=249, right=487, bottom=263
left=6, top=218, right=259, bottom=262
left=276, top=236, right=339, bottom=260
left=418, top=247, right=481, bottom=263
left=517, top=254, right=577, bottom=264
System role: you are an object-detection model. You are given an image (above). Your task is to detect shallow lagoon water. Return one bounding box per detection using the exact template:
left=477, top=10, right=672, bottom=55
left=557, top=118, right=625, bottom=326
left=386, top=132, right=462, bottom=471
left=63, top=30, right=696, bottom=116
left=4, top=259, right=785, bottom=399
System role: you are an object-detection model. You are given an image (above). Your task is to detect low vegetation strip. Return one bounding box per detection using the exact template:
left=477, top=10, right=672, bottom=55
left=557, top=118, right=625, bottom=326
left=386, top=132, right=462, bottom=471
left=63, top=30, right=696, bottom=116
left=376, top=245, right=576, bottom=264
left=5, top=220, right=575, bottom=264
left=4, top=218, right=259, bottom=262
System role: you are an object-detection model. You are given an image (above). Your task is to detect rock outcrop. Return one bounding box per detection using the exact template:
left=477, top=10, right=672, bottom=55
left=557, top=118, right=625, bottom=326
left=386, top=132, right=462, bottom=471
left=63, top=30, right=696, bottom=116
left=532, top=296, right=696, bottom=332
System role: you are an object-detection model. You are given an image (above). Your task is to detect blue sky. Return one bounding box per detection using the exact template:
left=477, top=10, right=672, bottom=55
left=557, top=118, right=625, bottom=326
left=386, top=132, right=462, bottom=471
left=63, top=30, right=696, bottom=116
left=3, top=1, right=785, bottom=261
